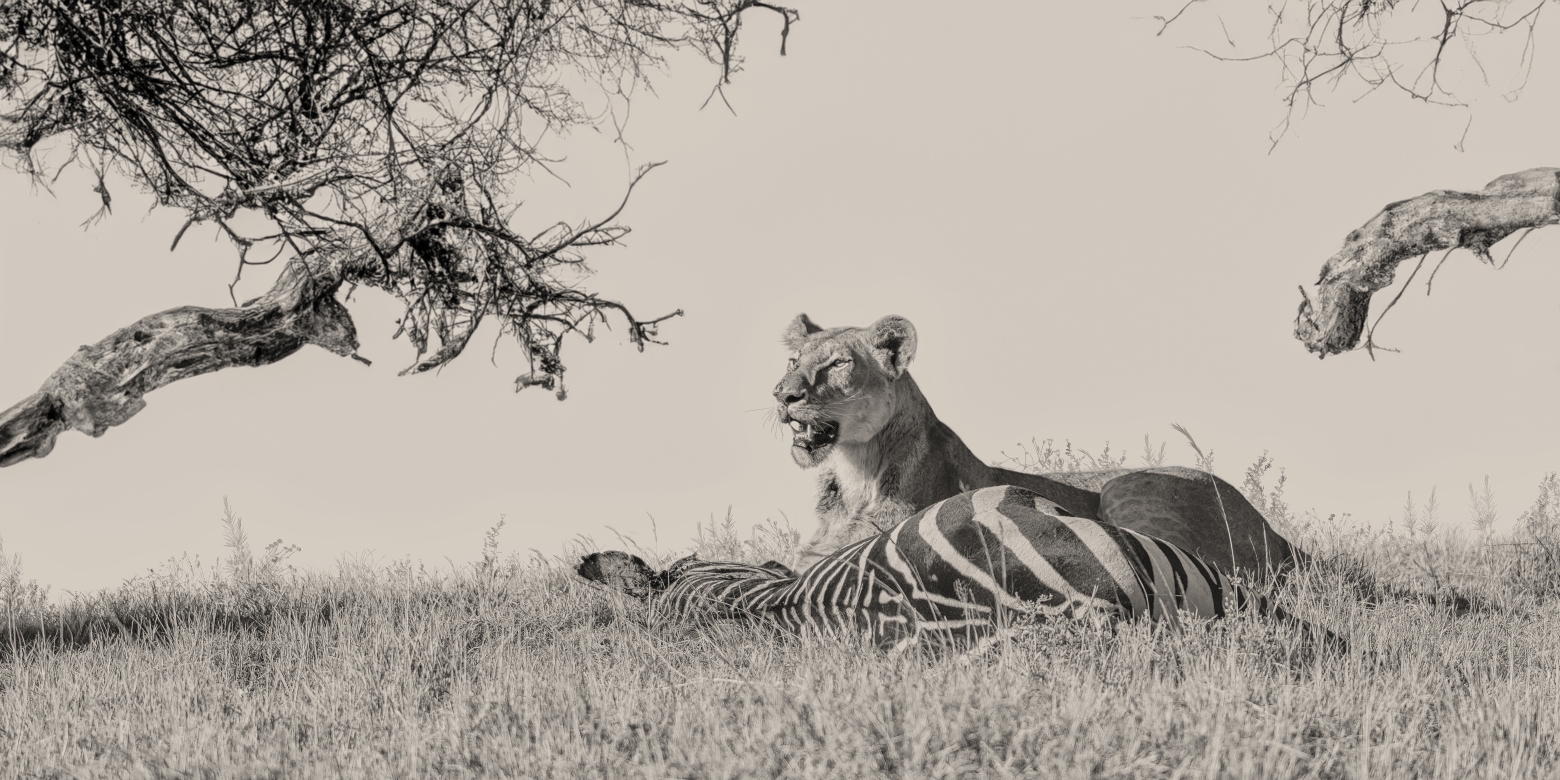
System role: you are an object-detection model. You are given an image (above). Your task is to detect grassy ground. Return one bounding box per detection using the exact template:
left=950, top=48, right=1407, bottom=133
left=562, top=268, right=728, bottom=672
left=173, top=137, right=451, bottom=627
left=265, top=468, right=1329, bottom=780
left=3, top=472, right=1559, bottom=779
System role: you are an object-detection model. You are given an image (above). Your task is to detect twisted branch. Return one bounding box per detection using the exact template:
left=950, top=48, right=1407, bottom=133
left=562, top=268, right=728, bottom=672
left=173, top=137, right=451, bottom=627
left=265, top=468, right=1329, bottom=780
left=1296, top=167, right=1560, bottom=357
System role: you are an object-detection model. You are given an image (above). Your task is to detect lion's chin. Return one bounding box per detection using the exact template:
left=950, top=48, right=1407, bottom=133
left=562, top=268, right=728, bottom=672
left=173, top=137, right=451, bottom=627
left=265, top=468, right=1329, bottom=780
left=790, top=443, right=834, bottom=468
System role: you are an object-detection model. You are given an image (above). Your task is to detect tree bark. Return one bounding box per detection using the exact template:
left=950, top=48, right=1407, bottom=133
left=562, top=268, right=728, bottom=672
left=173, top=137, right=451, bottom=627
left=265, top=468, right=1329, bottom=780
left=1295, top=167, right=1560, bottom=357
left=0, top=257, right=358, bottom=466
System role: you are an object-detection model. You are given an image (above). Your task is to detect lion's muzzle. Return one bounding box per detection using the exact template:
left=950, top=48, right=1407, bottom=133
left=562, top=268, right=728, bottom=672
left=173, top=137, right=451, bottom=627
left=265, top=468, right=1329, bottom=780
left=786, top=416, right=839, bottom=453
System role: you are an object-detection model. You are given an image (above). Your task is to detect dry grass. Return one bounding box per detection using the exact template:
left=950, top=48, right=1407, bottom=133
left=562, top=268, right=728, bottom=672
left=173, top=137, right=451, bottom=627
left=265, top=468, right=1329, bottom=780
left=2, top=476, right=1559, bottom=779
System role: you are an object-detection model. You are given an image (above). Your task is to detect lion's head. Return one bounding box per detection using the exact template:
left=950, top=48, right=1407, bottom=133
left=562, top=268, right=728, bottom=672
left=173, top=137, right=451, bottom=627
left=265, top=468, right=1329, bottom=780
left=773, top=313, right=918, bottom=468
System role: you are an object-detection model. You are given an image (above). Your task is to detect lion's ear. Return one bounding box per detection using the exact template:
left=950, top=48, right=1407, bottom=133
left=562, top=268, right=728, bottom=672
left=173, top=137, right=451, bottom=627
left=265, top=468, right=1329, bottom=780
left=782, top=313, right=825, bottom=350
left=866, top=315, right=917, bottom=378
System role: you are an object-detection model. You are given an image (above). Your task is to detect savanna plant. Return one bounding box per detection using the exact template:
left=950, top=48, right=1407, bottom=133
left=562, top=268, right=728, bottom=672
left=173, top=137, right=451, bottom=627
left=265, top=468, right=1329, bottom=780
left=1512, top=471, right=1560, bottom=596
left=690, top=507, right=800, bottom=568
left=1290, top=471, right=1560, bottom=607
left=219, top=497, right=301, bottom=589
left=1470, top=476, right=1501, bottom=538
left=1241, top=451, right=1291, bottom=530
left=994, top=437, right=1135, bottom=474
left=0, top=536, right=51, bottom=639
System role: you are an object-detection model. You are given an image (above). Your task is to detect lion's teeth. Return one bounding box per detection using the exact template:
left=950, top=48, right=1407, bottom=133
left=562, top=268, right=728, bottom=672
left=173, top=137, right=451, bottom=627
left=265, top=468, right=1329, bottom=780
left=790, top=421, right=804, bottom=433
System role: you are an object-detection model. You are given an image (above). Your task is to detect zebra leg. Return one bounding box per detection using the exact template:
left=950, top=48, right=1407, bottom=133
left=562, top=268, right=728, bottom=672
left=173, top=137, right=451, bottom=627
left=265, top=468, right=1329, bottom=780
left=1225, top=577, right=1349, bottom=655
left=1266, top=602, right=1349, bottom=655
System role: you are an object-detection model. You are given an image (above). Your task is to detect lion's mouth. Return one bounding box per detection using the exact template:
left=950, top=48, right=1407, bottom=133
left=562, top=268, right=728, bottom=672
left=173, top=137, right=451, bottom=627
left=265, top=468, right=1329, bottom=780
left=788, top=418, right=840, bottom=452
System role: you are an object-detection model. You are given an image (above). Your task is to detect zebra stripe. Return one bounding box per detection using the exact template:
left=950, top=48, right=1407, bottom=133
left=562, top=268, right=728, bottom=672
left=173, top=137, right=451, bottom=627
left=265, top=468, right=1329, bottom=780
left=1050, top=504, right=1149, bottom=617
left=590, top=485, right=1332, bottom=651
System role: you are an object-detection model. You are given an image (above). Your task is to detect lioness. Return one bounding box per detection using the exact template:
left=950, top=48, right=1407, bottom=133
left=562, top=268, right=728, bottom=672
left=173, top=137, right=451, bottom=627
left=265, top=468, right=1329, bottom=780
left=774, top=313, right=1305, bottom=581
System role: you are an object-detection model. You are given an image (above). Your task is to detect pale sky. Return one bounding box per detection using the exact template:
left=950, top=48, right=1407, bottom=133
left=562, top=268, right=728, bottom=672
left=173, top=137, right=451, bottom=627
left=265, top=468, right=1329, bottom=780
left=3, top=3, right=1558, bottom=594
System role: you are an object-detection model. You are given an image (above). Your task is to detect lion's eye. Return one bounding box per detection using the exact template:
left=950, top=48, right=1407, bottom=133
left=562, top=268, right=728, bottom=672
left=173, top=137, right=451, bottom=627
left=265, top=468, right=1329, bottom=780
left=787, top=357, right=799, bottom=370
left=830, top=358, right=851, bottom=370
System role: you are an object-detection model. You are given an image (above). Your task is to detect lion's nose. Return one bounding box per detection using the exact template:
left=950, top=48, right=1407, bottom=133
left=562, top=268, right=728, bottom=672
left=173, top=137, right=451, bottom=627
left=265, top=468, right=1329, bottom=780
left=775, top=384, right=806, bottom=405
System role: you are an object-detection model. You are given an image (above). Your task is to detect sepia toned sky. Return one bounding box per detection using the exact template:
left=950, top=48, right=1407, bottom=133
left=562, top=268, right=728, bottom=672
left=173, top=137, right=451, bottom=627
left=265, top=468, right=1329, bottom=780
left=3, top=3, right=1558, bottom=593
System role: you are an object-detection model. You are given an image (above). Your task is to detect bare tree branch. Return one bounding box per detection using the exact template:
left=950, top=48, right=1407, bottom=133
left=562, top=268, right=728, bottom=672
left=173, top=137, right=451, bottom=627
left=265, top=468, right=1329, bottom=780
left=1159, top=1, right=1547, bottom=146
left=1157, top=3, right=1559, bottom=358
left=0, top=252, right=357, bottom=466
left=0, top=0, right=798, bottom=464
left=1295, top=167, right=1560, bottom=358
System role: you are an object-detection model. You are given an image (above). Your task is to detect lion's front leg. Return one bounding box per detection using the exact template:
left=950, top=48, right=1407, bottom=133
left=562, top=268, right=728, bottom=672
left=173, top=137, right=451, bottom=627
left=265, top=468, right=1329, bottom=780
left=798, top=504, right=883, bottom=570
left=797, top=474, right=916, bottom=570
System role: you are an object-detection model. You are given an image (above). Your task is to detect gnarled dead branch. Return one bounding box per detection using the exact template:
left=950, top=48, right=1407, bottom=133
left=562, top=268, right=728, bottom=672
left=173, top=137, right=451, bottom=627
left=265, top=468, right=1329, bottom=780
left=0, top=0, right=793, bottom=465
left=0, top=255, right=356, bottom=466
left=1296, top=167, right=1560, bottom=357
